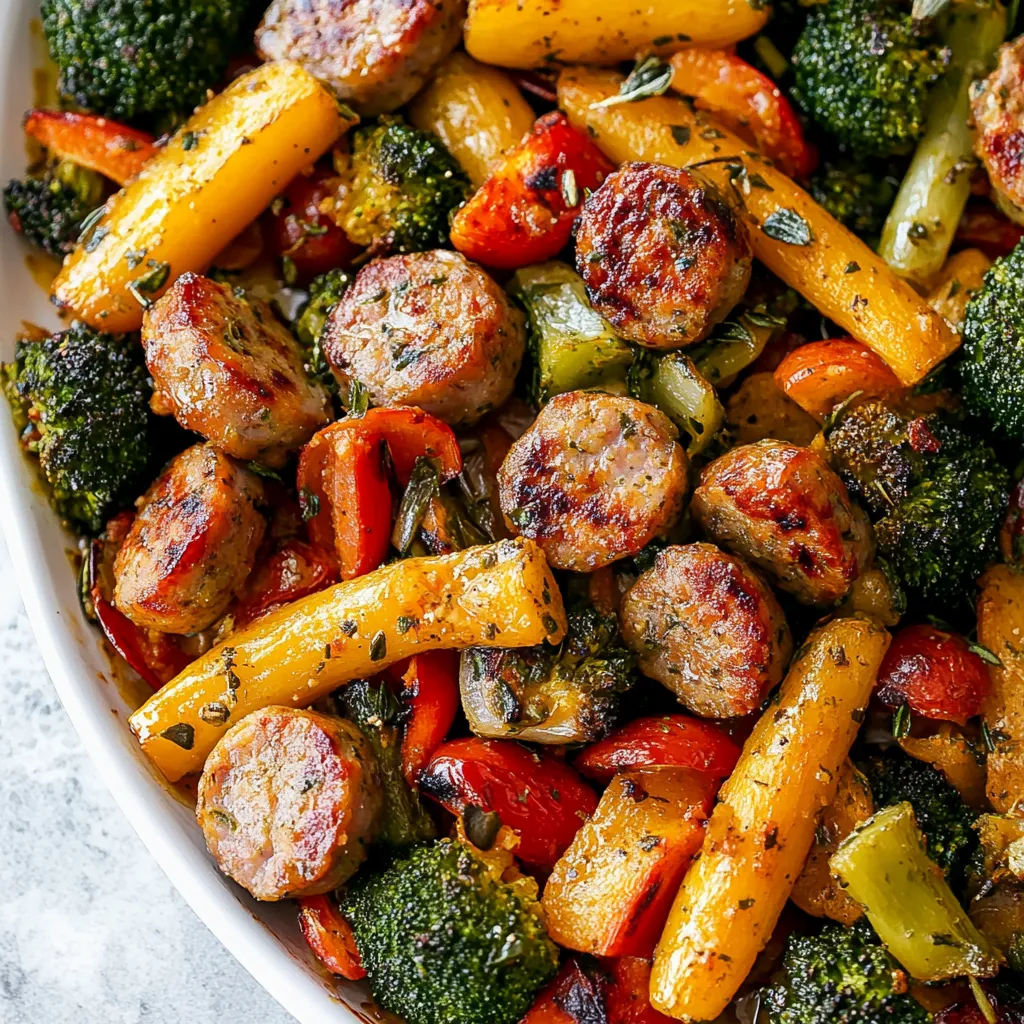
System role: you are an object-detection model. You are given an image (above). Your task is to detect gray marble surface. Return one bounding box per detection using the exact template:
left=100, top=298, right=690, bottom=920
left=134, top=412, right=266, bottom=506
left=0, top=534, right=294, bottom=1024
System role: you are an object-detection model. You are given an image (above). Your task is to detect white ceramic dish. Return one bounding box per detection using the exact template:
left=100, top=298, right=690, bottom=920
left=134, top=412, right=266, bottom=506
left=0, top=5, right=370, bottom=1022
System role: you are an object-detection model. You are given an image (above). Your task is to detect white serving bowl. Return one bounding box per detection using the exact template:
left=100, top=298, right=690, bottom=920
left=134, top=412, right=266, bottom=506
left=0, top=5, right=371, bottom=1021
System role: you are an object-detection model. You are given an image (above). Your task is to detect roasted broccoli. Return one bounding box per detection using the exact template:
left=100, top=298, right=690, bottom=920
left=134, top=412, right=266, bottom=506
left=960, top=239, right=1024, bottom=441
left=807, top=159, right=899, bottom=241
left=861, top=747, right=978, bottom=879
left=827, top=399, right=1008, bottom=603
left=791, top=0, right=948, bottom=158
left=762, top=919, right=928, bottom=1024
left=460, top=597, right=636, bottom=744
left=2, top=321, right=152, bottom=534
left=293, top=267, right=351, bottom=392
left=342, top=837, right=559, bottom=1024
left=338, top=116, right=470, bottom=255
left=334, top=679, right=436, bottom=849
left=41, top=0, right=251, bottom=125
left=4, top=162, right=103, bottom=257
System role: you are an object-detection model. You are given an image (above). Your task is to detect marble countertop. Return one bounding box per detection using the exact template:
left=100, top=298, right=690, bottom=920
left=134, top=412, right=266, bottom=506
left=0, top=534, right=294, bottom=1024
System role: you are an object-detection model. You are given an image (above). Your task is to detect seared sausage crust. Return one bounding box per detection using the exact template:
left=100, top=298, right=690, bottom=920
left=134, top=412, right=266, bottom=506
left=972, top=37, right=1024, bottom=226
left=498, top=391, right=689, bottom=571
left=196, top=707, right=382, bottom=901
left=113, top=444, right=267, bottom=634
left=620, top=543, right=792, bottom=718
left=323, top=250, right=525, bottom=426
left=692, top=439, right=874, bottom=605
left=143, top=273, right=330, bottom=468
left=255, top=0, right=465, bottom=117
left=575, top=162, right=752, bottom=349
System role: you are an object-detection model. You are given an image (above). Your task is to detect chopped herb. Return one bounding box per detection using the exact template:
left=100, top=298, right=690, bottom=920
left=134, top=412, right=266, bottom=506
left=181, top=130, right=200, bottom=151
left=160, top=723, right=195, bottom=749
left=761, top=208, right=813, bottom=246
left=845, top=261, right=861, bottom=274
left=396, top=615, right=418, bottom=634
left=346, top=379, right=369, bottom=418
left=340, top=620, right=358, bottom=637
left=592, top=55, right=673, bottom=109
left=670, top=124, right=691, bottom=147
left=969, top=642, right=1003, bottom=667
left=198, top=702, right=230, bottom=726
left=392, top=457, right=441, bottom=554
left=298, top=487, right=321, bottom=522
left=561, top=168, right=579, bottom=208
left=281, top=255, right=298, bottom=286
left=462, top=804, right=502, bottom=850
left=369, top=630, right=388, bottom=661
left=893, top=703, right=912, bottom=740
left=982, top=719, right=996, bottom=753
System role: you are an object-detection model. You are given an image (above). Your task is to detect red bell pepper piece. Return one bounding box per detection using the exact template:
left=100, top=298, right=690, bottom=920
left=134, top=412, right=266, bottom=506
left=357, top=407, right=463, bottom=486
left=668, top=50, right=816, bottom=180
left=297, top=895, right=366, bottom=980
left=603, top=958, right=675, bottom=1024
left=419, top=738, right=599, bottom=870
left=233, top=539, right=337, bottom=627
left=876, top=624, right=992, bottom=726
left=400, top=650, right=460, bottom=788
left=955, top=202, right=1024, bottom=258
left=24, top=109, right=156, bottom=185
left=267, top=164, right=361, bottom=283
left=450, top=111, right=614, bottom=270
left=574, top=715, right=741, bottom=784
left=519, top=959, right=607, bottom=1024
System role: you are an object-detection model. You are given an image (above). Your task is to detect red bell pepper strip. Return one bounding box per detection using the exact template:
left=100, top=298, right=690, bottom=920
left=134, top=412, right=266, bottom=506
left=419, top=738, right=599, bottom=870
left=357, top=407, right=463, bottom=486
left=519, top=959, right=607, bottom=1024
left=297, top=895, right=366, bottom=980
left=450, top=111, right=615, bottom=270
left=574, top=715, right=741, bottom=784
left=266, top=164, right=361, bottom=283
left=400, top=650, right=460, bottom=788
left=233, top=539, right=337, bottom=627
left=668, top=50, right=816, bottom=180
left=24, top=109, right=156, bottom=185
left=955, top=202, right=1024, bottom=258
left=603, top=958, right=675, bottom=1024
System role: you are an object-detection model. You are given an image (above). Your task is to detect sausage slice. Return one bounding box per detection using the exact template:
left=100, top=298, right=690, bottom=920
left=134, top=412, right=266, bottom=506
left=197, top=707, right=382, bottom=900
left=498, top=391, right=689, bottom=571
left=619, top=543, right=792, bottom=717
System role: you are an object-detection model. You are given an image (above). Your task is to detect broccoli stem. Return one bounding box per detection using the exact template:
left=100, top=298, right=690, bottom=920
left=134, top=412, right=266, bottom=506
left=830, top=801, right=1003, bottom=981
left=879, top=1, right=1007, bottom=285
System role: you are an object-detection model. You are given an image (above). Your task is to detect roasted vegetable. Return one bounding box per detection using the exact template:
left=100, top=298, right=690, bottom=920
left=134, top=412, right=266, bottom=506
left=2, top=322, right=151, bottom=534
left=808, top=159, right=899, bottom=242
left=129, top=537, right=567, bottom=781
left=342, top=837, right=559, bottom=1024
left=41, top=0, right=251, bottom=125
left=292, top=267, right=353, bottom=370
left=4, top=162, right=103, bottom=257
left=337, top=115, right=470, bottom=256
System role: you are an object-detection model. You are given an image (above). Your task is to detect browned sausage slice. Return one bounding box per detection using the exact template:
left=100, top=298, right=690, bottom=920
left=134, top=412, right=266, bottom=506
left=575, top=161, right=752, bottom=349
left=255, top=0, right=466, bottom=117
left=196, top=707, right=382, bottom=901
left=143, top=273, right=330, bottom=468
left=322, top=250, right=525, bottom=426
left=619, top=543, right=792, bottom=717
left=691, top=439, right=874, bottom=605
left=498, top=391, right=689, bottom=571
left=113, top=444, right=267, bottom=634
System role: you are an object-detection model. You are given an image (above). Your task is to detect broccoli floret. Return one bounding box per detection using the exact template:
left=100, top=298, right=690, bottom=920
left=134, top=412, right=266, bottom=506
left=338, top=116, right=470, bottom=255
left=4, top=162, right=104, bottom=257
left=807, top=159, right=898, bottom=241
left=960, top=239, right=1024, bottom=441
left=41, top=0, right=250, bottom=125
left=460, top=597, right=636, bottom=744
left=343, top=838, right=559, bottom=1024
left=763, top=919, right=928, bottom=1024
left=2, top=321, right=152, bottom=534
left=827, top=399, right=1008, bottom=603
left=293, top=267, right=350, bottom=393
left=334, top=679, right=437, bottom=849
left=792, top=0, right=948, bottom=158
left=861, top=748, right=978, bottom=879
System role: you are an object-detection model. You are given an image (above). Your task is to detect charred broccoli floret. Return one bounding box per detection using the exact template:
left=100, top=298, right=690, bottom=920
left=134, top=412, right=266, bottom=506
left=342, top=837, right=559, bottom=1024
left=41, top=0, right=251, bottom=125
left=333, top=679, right=436, bottom=849
left=807, top=159, right=898, bottom=241
left=791, top=0, right=948, bottom=157
left=4, top=162, right=104, bottom=257
left=762, top=919, right=928, bottom=1024
left=338, top=116, right=470, bottom=255
left=293, top=268, right=351, bottom=350
left=960, top=239, right=1024, bottom=441
left=2, top=321, right=152, bottom=533
left=827, top=399, right=1008, bottom=603
left=861, top=747, right=978, bottom=879
left=460, top=597, right=636, bottom=744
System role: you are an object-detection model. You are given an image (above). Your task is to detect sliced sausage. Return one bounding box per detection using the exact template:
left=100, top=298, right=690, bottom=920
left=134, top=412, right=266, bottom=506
left=972, top=37, right=1024, bottom=226
left=322, top=250, right=525, bottom=426
left=196, top=707, right=382, bottom=901
left=113, top=444, right=267, bottom=634
left=255, top=0, right=465, bottom=117
left=691, top=439, right=874, bottom=605
left=619, top=543, right=792, bottom=717
left=575, top=161, right=752, bottom=349
left=498, top=391, right=689, bottom=572
left=143, top=273, right=330, bottom=468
